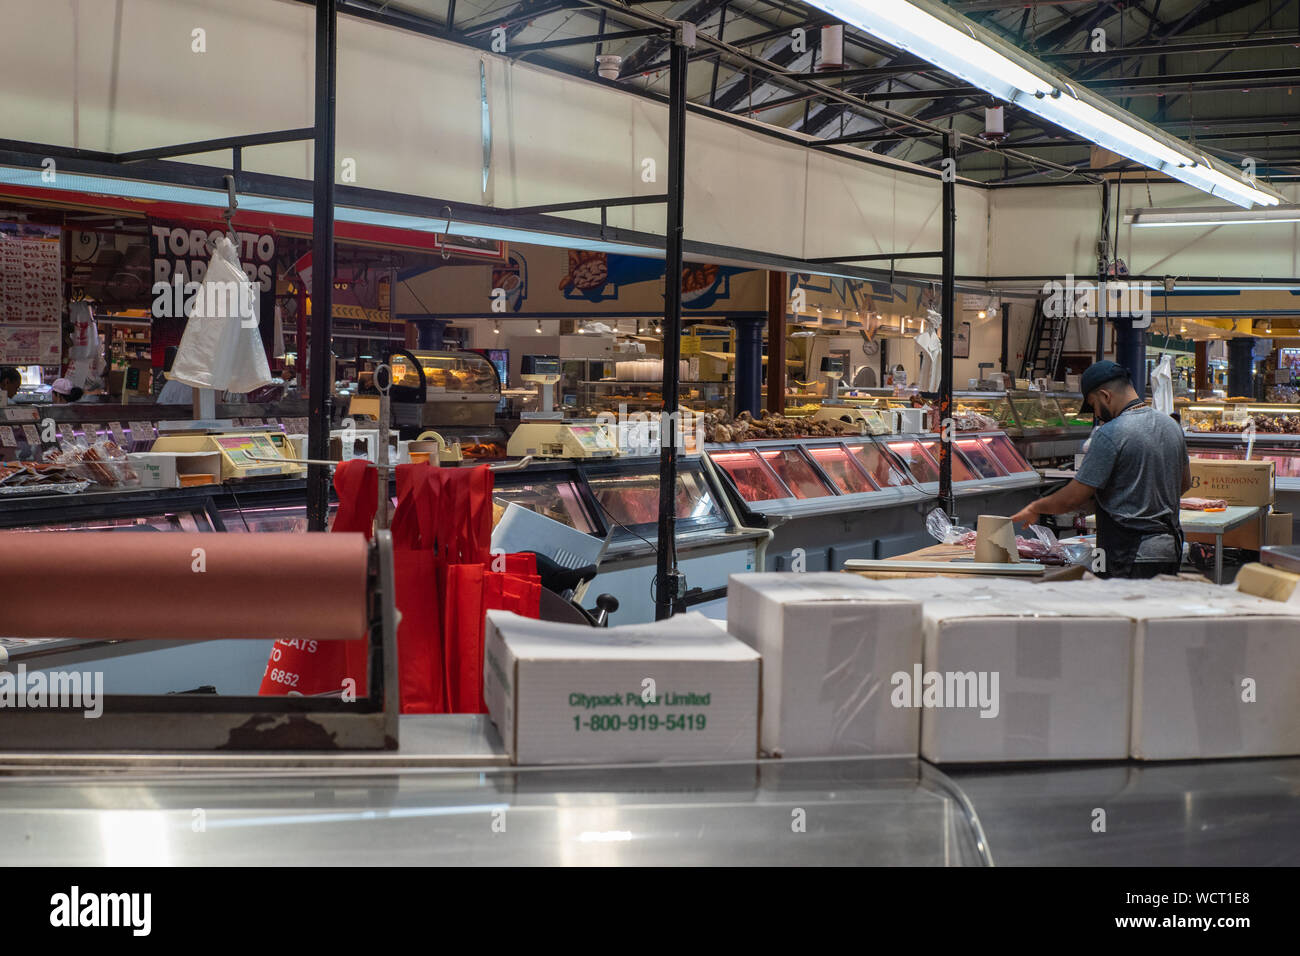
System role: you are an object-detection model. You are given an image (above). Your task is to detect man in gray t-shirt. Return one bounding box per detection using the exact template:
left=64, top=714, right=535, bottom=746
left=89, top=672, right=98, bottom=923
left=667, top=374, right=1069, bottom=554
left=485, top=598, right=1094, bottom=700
left=1012, top=361, right=1191, bottom=578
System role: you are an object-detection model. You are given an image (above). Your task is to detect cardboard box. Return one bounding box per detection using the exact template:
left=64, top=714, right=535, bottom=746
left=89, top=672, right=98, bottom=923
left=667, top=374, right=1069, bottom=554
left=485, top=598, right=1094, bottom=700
left=1037, top=578, right=1300, bottom=760
left=726, top=573, right=922, bottom=758
left=1268, top=511, right=1293, bottom=546
left=1188, top=458, right=1274, bottom=506
left=1185, top=507, right=1288, bottom=552
left=484, top=610, right=760, bottom=765
left=127, top=451, right=221, bottom=489
left=873, top=577, right=1133, bottom=763
left=1235, top=562, right=1300, bottom=604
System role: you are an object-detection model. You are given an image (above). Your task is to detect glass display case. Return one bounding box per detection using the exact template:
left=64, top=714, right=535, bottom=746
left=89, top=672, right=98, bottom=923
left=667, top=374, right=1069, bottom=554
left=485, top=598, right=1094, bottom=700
left=917, top=440, right=978, bottom=481
left=710, top=449, right=796, bottom=501
left=1184, top=403, right=1300, bottom=436
left=805, top=444, right=878, bottom=495
left=389, top=349, right=500, bottom=394
left=1007, top=392, right=1067, bottom=430
left=583, top=460, right=727, bottom=538
left=1053, top=394, right=1092, bottom=427
left=954, top=393, right=1018, bottom=430
left=757, top=447, right=836, bottom=499
left=848, top=440, right=911, bottom=489
left=884, top=439, right=941, bottom=483
left=954, top=437, right=1008, bottom=479
left=490, top=469, right=599, bottom=534
left=577, top=380, right=732, bottom=416
left=975, top=433, right=1034, bottom=475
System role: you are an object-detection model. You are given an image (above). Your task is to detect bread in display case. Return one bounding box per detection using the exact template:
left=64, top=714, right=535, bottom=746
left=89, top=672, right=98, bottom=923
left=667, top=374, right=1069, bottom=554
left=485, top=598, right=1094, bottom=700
left=387, top=349, right=503, bottom=428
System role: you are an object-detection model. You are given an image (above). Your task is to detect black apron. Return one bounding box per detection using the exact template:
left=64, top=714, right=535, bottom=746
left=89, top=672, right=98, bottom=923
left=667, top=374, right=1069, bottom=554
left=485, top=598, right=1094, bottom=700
left=1094, top=399, right=1184, bottom=578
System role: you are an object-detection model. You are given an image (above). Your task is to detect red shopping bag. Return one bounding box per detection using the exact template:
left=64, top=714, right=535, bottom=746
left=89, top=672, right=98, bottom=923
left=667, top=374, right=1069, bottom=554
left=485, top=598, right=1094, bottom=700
left=258, top=460, right=375, bottom=697
left=443, top=554, right=541, bottom=714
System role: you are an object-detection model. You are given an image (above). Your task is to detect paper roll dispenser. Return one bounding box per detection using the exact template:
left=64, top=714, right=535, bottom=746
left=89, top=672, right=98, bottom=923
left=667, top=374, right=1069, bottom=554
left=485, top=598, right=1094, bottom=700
left=0, top=531, right=398, bottom=752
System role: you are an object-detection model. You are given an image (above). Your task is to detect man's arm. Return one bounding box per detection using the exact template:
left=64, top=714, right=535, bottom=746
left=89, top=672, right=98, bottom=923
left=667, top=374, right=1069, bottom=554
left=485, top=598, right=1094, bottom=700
left=1181, top=457, right=1192, bottom=495
left=1010, top=479, right=1097, bottom=527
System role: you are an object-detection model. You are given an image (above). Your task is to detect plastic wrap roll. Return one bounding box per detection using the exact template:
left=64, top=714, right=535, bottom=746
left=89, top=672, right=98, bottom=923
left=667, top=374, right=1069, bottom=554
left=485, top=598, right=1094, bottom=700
left=0, top=532, right=369, bottom=642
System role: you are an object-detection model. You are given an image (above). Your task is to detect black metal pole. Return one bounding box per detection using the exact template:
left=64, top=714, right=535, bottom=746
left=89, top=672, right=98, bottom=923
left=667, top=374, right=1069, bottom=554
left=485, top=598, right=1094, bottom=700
left=307, top=0, right=337, bottom=531
left=1096, top=179, right=1110, bottom=361
left=655, top=30, right=688, bottom=622
left=938, top=130, right=956, bottom=518
left=999, top=301, right=1010, bottom=375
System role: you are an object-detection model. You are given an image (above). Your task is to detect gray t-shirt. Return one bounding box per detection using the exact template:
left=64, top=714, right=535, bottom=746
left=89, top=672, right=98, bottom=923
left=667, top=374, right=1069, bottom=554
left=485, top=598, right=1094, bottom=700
left=1075, top=405, right=1188, bottom=562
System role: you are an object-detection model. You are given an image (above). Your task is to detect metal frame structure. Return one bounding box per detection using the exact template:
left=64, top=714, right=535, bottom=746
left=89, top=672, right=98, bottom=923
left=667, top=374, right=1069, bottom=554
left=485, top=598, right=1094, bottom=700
left=9, top=0, right=1289, bottom=607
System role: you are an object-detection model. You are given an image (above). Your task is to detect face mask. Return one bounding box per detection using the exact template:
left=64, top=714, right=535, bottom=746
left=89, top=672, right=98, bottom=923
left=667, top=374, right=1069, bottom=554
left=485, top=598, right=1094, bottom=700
left=1091, top=393, right=1112, bottom=424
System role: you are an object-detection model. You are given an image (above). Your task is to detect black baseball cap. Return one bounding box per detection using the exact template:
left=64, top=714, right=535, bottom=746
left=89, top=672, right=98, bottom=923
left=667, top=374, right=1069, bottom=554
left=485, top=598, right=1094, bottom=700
left=1079, top=360, right=1131, bottom=413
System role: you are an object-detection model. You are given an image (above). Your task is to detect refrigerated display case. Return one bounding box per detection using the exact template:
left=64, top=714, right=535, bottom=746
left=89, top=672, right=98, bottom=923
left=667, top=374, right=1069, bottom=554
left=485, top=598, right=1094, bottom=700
left=1184, top=402, right=1300, bottom=436
left=490, top=462, right=601, bottom=534
left=705, top=432, right=1041, bottom=571
left=996, top=391, right=1091, bottom=463
left=583, top=459, right=728, bottom=540
left=954, top=394, right=1018, bottom=431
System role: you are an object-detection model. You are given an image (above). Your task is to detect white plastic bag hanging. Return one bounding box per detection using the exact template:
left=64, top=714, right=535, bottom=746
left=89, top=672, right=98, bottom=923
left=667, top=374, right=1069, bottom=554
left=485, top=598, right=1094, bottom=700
left=171, top=237, right=272, bottom=393
left=1151, top=352, right=1174, bottom=416
left=914, top=308, right=943, bottom=392
left=65, top=301, right=104, bottom=389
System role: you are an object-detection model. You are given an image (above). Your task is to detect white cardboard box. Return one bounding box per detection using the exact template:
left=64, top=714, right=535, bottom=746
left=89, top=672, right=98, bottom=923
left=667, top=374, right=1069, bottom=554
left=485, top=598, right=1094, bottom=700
left=726, top=573, right=922, bottom=757
left=127, top=450, right=222, bottom=489
left=484, top=610, right=760, bottom=765
left=871, top=577, right=1133, bottom=763
left=1028, top=578, right=1300, bottom=760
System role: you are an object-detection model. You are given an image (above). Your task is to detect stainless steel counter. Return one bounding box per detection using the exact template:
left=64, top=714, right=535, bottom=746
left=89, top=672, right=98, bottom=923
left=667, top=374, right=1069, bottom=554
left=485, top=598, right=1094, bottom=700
left=0, top=716, right=1295, bottom=865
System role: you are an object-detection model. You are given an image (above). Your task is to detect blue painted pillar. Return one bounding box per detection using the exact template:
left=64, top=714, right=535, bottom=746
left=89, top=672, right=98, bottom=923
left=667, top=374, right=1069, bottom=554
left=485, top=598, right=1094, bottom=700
left=732, top=317, right=765, bottom=417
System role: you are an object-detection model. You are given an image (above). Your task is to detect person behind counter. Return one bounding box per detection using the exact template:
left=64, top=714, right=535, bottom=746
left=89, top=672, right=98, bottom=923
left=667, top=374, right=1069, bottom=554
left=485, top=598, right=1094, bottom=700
left=0, top=366, right=19, bottom=406
left=1011, top=360, right=1190, bottom=579
left=50, top=378, right=84, bottom=403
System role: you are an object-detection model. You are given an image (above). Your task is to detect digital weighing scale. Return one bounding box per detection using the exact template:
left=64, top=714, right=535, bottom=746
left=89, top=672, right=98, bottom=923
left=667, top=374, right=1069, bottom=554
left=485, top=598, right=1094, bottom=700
left=506, top=420, right=620, bottom=459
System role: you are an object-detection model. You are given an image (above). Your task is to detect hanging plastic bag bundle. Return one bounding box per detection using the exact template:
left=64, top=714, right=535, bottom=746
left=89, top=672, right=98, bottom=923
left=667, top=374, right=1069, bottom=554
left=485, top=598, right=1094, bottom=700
left=1151, top=353, right=1174, bottom=416
left=170, top=236, right=271, bottom=394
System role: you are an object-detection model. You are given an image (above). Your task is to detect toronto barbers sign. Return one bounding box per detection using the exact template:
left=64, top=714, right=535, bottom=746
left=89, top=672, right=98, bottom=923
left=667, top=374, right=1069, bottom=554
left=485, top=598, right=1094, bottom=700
left=149, top=217, right=276, bottom=294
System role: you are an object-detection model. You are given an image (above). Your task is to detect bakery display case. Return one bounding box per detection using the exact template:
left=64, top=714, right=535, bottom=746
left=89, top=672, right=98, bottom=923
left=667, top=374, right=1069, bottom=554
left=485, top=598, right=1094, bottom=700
left=387, top=349, right=502, bottom=429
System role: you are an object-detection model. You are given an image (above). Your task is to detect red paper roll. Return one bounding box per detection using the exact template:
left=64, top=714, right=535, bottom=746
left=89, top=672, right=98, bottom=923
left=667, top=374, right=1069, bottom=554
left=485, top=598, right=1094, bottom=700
left=0, top=532, right=368, bottom=643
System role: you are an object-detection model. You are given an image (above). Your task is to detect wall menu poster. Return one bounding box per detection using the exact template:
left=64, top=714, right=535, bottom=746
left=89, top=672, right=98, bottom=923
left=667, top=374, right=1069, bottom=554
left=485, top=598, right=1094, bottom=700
left=0, top=222, right=62, bottom=365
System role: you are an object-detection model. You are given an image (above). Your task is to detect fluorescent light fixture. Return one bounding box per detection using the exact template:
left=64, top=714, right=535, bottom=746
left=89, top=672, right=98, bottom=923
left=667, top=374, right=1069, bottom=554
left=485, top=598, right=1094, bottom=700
left=1126, top=205, right=1300, bottom=227
left=810, top=0, right=1286, bottom=208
